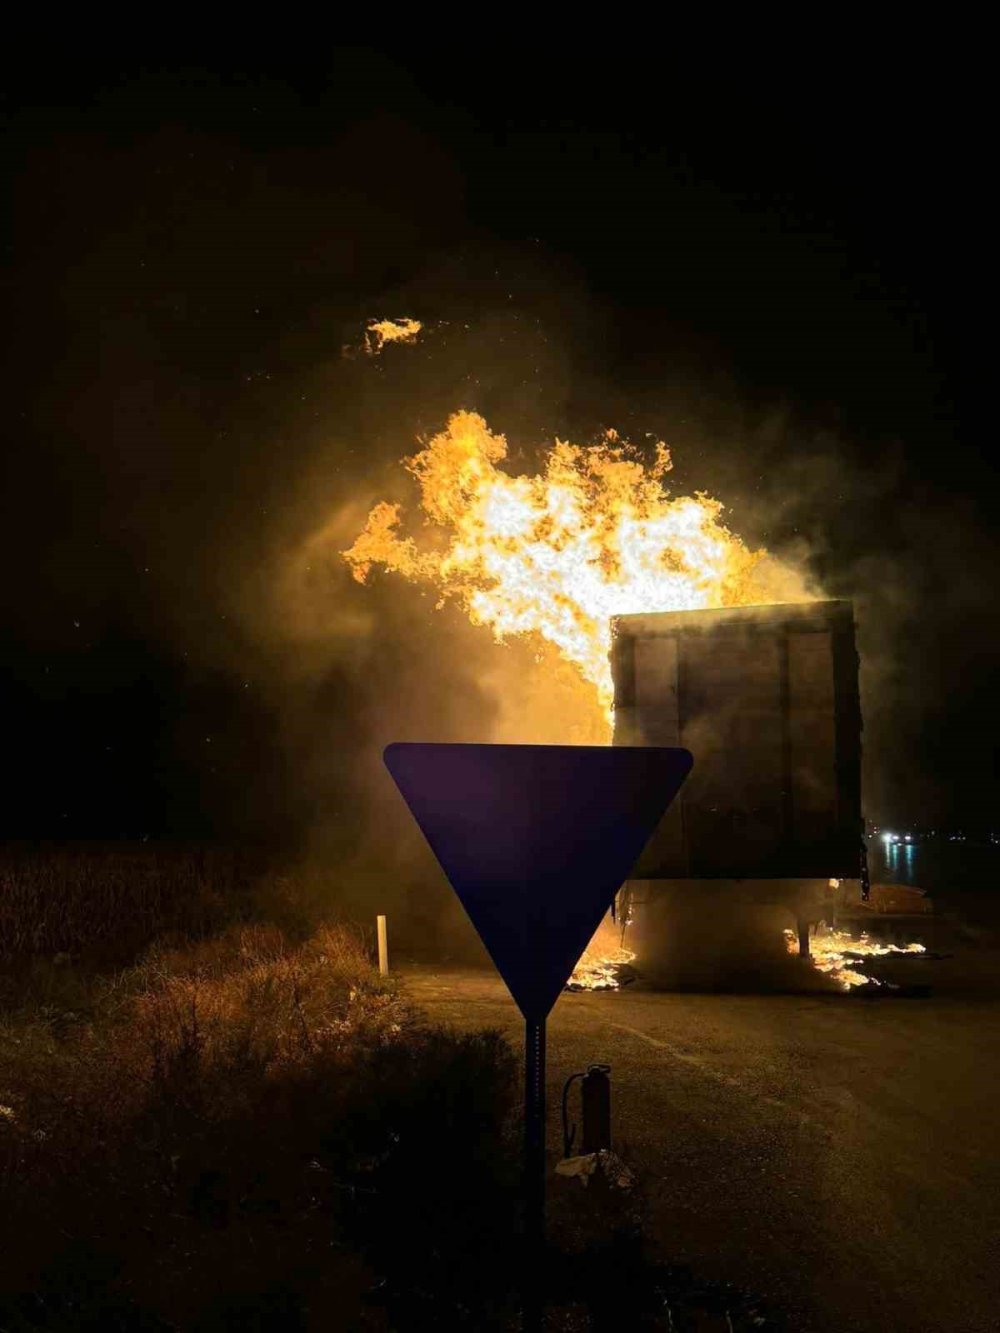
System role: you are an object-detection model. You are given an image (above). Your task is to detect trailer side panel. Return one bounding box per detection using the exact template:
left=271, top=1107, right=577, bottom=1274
left=612, top=601, right=861, bottom=878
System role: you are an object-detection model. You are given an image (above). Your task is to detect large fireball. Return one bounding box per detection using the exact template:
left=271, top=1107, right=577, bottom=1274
left=343, top=410, right=769, bottom=722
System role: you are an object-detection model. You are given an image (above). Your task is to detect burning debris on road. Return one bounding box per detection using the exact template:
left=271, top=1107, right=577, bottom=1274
left=564, top=945, right=637, bottom=992
left=567, top=922, right=930, bottom=995
left=785, top=924, right=927, bottom=990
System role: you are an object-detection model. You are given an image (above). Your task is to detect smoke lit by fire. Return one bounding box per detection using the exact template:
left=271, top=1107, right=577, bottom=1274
left=343, top=410, right=770, bottom=724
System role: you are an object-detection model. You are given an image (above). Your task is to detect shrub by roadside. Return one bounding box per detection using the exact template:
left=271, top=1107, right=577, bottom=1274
left=0, top=922, right=520, bottom=1330
left=0, top=850, right=788, bottom=1330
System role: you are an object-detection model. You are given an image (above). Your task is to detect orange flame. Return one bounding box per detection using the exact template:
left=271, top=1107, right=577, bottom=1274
left=364, top=317, right=422, bottom=355
left=784, top=927, right=927, bottom=990
left=343, top=411, right=769, bottom=720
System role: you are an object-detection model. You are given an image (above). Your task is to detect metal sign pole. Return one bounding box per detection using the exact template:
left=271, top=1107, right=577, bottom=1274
left=523, top=1015, right=546, bottom=1330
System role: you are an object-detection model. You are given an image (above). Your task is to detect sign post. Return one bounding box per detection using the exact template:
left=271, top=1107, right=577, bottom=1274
left=383, top=742, right=692, bottom=1329
left=524, top=1015, right=546, bottom=1263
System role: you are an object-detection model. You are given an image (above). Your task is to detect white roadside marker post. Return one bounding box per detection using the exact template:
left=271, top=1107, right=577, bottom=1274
left=377, top=914, right=389, bottom=976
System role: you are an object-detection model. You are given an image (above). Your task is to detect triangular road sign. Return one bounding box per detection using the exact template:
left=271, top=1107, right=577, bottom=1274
left=384, top=743, right=692, bottom=1020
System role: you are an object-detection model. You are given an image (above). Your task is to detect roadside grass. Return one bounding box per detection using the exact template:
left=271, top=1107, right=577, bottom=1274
left=0, top=847, right=787, bottom=1329
left=0, top=842, right=370, bottom=968
left=0, top=844, right=256, bottom=963
left=0, top=920, right=521, bottom=1330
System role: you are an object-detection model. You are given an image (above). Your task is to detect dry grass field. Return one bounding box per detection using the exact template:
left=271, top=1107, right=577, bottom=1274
left=0, top=845, right=788, bottom=1330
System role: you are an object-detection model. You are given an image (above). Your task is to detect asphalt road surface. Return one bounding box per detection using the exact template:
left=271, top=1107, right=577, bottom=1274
left=401, top=949, right=1000, bottom=1333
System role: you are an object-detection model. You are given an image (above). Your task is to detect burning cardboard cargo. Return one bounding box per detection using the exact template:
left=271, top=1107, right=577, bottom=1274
left=611, top=600, right=863, bottom=987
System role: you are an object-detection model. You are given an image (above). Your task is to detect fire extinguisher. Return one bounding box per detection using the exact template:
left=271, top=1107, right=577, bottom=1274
left=561, top=1064, right=612, bottom=1157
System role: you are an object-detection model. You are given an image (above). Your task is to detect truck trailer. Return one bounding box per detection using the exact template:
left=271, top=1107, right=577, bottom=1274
left=611, top=600, right=865, bottom=982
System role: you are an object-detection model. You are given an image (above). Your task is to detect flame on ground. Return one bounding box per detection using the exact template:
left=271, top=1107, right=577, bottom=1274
left=565, top=945, right=637, bottom=991
left=785, top=926, right=927, bottom=990
left=343, top=411, right=771, bottom=722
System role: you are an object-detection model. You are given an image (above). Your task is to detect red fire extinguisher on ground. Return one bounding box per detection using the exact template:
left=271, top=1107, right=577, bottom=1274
left=562, top=1064, right=612, bottom=1157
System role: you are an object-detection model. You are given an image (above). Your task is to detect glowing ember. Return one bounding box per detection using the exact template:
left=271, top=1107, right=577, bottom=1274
left=565, top=945, right=637, bottom=991
left=343, top=411, right=770, bottom=722
left=364, top=316, right=422, bottom=355
left=786, top=926, right=926, bottom=990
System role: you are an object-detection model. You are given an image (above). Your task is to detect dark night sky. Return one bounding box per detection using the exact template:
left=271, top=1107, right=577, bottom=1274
left=0, top=47, right=992, bottom=845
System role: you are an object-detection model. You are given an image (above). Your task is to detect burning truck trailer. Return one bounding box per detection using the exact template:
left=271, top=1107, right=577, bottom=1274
left=608, top=599, right=929, bottom=991
left=339, top=411, right=929, bottom=988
